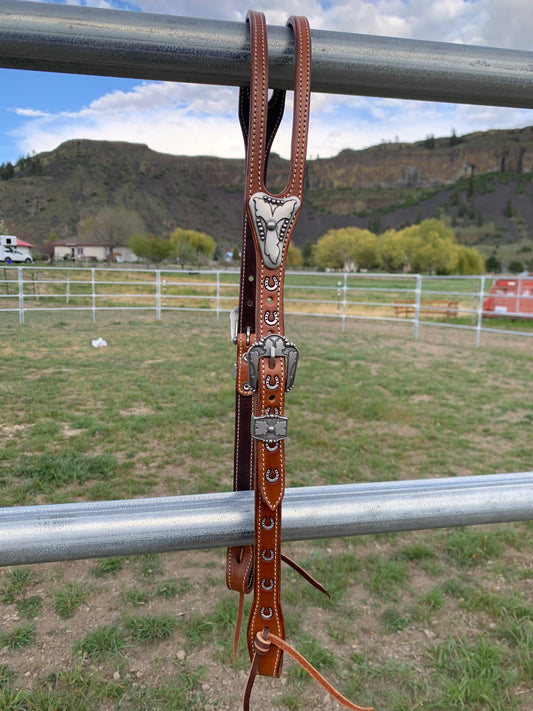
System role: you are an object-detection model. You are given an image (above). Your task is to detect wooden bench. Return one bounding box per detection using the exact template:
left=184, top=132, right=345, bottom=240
left=394, top=299, right=459, bottom=322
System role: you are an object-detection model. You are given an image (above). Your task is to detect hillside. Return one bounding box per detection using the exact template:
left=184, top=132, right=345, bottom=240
left=2, top=125, right=533, bottom=264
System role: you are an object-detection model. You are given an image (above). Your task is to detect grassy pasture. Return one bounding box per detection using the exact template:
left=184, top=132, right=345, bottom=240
left=0, top=311, right=532, bottom=710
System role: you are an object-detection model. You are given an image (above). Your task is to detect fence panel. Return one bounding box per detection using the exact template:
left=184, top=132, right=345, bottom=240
left=3, top=266, right=533, bottom=344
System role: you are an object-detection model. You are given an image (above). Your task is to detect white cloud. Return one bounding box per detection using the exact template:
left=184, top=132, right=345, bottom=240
left=480, top=0, right=533, bottom=49
left=11, top=82, right=245, bottom=159
left=13, top=108, right=51, bottom=118
left=12, top=74, right=532, bottom=164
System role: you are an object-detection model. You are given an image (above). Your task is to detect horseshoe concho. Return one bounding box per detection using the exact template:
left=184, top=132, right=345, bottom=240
left=246, top=334, right=299, bottom=392
left=249, top=193, right=300, bottom=269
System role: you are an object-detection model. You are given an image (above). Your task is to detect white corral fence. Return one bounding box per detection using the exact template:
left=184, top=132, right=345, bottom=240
left=1, top=265, right=532, bottom=346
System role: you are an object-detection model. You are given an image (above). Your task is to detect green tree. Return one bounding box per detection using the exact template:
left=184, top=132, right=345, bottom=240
left=0, top=162, right=14, bottom=180
left=456, top=246, right=485, bottom=275
left=129, top=233, right=174, bottom=265
left=449, top=129, right=463, bottom=147
left=376, top=229, right=406, bottom=272
left=302, top=242, right=314, bottom=267
left=508, top=259, right=524, bottom=274
left=286, top=243, right=304, bottom=268
left=367, top=214, right=382, bottom=235
left=486, top=252, right=501, bottom=273
left=169, top=228, right=216, bottom=266
left=42, top=230, right=60, bottom=261
left=400, top=219, right=459, bottom=274
left=313, top=227, right=377, bottom=271
left=354, top=230, right=379, bottom=269
left=79, top=207, right=145, bottom=261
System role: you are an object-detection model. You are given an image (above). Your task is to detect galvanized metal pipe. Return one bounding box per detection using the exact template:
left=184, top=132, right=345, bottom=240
left=1, top=473, right=532, bottom=567
left=2, top=0, right=533, bottom=107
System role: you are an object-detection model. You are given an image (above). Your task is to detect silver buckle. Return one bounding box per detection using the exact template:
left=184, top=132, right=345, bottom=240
left=246, top=334, right=299, bottom=392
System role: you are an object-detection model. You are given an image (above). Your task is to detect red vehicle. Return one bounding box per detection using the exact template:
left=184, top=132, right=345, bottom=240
left=483, top=276, right=533, bottom=317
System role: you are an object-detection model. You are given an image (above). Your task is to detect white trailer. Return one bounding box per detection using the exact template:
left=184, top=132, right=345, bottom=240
left=0, top=235, right=33, bottom=264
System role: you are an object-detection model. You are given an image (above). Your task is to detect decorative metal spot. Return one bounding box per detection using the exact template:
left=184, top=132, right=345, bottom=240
left=260, top=578, right=274, bottom=591
left=264, top=310, right=279, bottom=326
left=261, top=517, right=275, bottom=530
left=265, top=375, right=280, bottom=390
left=265, top=406, right=279, bottom=416
left=265, top=468, right=280, bottom=483
left=249, top=192, right=300, bottom=269
left=260, top=606, right=274, bottom=620
left=252, top=415, right=287, bottom=442
left=261, top=549, right=275, bottom=562
left=265, top=441, right=280, bottom=452
left=264, top=276, right=279, bottom=291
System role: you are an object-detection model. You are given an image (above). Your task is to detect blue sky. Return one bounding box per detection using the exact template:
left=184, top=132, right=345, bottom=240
left=1, top=0, right=533, bottom=165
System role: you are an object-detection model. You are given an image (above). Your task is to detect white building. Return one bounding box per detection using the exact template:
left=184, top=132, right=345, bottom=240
left=53, top=239, right=138, bottom=263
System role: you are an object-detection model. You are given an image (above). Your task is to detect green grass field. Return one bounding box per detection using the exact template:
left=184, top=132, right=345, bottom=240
left=0, top=312, right=532, bottom=710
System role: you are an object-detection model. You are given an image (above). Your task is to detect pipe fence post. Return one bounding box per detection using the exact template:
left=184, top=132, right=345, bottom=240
left=66, top=272, right=70, bottom=305
left=216, top=271, right=220, bottom=320
left=414, top=274, right=422, bottom=339
left=156, top=269, right=161, bottom=320
left=18, top=267, right=24, bottom=324
left=341, top=273, right=348, bottom=331
left=476, top=275, right=486, bottom=347
left=91, top=268, right=96, bottom=322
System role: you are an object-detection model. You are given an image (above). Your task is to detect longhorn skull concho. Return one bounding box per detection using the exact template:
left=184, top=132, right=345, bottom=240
left=249, top=192, right=300, bottom=270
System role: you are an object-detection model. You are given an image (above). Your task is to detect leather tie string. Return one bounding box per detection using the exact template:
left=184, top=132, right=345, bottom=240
left=243, top=630, right=373, bottom=711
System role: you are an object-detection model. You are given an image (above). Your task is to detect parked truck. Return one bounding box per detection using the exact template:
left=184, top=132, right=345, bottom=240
left=483, top=275, right=533, bottom=318
left=0, top=235, right=33, bottom=264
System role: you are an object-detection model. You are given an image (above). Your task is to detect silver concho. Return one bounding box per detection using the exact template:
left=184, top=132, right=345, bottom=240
left=249, top=192, right=300, bottom=269
left=260, top=578, right=274, bottom=591
left=260, top=606, right=274, bottom=620
left=252, top=414, right=288, bottom=442
left=264, top=310, right=279, bottom=326
left=265, top=375, right=280, bottom=390
left=264, top=276, right=279, bottom=291
left=265, top=468, right=280, bottom=483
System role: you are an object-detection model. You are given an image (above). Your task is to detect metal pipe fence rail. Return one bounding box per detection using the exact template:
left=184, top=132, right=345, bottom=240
left=2, top=266, right=533, bottom=346
left=1, top=473, right=532, bottom=567
left=3, top=0, right=533, bottom=107
left=1, top=0, right=533, bottom=576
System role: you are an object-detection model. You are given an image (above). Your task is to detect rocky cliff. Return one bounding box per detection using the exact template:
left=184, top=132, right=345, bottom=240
left=2, top=125, right=533, bottom=252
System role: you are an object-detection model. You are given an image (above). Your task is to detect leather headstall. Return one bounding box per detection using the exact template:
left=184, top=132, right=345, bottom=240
left=227, top=10, right=373, bottom=711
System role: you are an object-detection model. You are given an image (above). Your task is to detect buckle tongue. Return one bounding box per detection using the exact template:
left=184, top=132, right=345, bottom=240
left=230, top=307, right=239, bottom=344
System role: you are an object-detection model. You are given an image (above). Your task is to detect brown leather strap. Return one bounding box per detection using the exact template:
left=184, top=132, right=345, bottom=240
left=280, top=553, right=330, bottom=599
left=226, top=81, right=287, bottom=601
left=243, top=10, right=311, bottom=678
left=243, top=630, right=374, bottom=711
left=232, top=13, right=371, bottom=710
